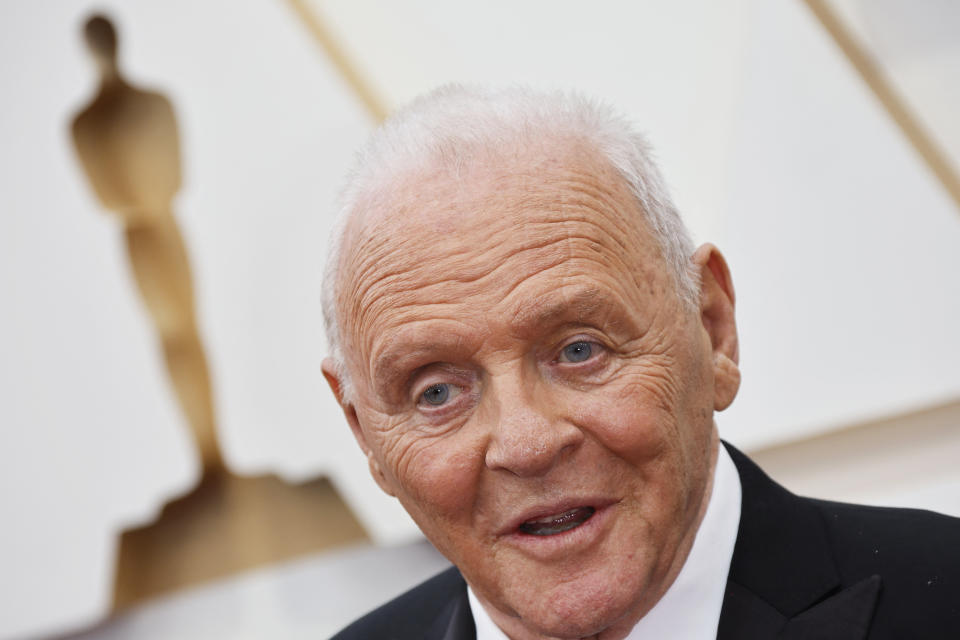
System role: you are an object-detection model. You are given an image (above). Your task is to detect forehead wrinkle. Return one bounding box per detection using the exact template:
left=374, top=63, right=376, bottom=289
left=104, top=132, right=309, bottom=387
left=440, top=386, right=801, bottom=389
left=338, top=137, right=668, bottom=363
left=505, top=283, right=634, bottom=338
left=345, top=143, right=647, bottom=296
left=350, top=219, right=592, bottom=329
left=349, top=217, right=654, bottom=365
left=493, top=167, right=655, bottom=290
left=511, top=285, right=604, bottom=329
left=485, top=162, right=645, bottom=258
left=339, top=172, right=470, bottom=310
left=553, top=193, right=638, bottom=261
left=485, top=225, right=654, bottom=322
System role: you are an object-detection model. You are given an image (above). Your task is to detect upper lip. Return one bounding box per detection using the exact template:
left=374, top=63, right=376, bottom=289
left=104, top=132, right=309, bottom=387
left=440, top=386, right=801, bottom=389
left=498, top=497, right=617, bottom=536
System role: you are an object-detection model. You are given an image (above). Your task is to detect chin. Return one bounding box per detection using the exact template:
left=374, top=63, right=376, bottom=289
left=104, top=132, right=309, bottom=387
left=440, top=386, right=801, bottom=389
left=523, top=604, right=625, bottom=640
left=511, top=570, right=645, bottom=639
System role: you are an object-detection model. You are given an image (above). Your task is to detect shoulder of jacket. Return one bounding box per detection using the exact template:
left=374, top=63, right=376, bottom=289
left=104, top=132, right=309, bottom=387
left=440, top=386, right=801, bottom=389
left=331, top=565, right=465, bottom=639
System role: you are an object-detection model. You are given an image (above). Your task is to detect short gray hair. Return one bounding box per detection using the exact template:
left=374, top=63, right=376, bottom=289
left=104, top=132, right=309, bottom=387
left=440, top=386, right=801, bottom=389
left=322, top=84, right=698, bottom=402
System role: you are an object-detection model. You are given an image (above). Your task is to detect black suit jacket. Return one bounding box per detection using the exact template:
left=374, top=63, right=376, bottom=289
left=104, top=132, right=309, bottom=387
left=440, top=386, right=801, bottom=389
left=332, top=443, right=960, bottom=639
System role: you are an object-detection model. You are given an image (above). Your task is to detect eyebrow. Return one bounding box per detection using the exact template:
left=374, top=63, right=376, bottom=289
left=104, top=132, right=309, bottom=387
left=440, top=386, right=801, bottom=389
left=370, top=328, right=470, bottom=396
left=509, top=286, right=617, bottom=336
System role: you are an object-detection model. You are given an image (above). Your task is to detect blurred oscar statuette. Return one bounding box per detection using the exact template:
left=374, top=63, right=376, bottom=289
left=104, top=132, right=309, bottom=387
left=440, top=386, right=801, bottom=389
left=69, top=14, right=367, bottom=610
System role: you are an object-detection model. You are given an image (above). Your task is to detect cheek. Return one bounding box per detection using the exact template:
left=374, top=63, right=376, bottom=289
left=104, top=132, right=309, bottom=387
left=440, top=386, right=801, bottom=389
left=570, top=364, right=682, bottom=462
left=374, top=424, right=483, bottom=528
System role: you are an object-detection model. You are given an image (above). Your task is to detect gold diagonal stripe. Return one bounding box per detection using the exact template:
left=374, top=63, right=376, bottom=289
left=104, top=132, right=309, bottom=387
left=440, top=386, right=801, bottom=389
left=803, top=0, right=960, bottom=212
left=285, top=0, right=390, bottom=122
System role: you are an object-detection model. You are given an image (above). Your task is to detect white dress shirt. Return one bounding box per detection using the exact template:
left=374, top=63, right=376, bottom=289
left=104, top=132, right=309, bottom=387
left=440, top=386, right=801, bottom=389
left=468, top=444, right=742, bottom=639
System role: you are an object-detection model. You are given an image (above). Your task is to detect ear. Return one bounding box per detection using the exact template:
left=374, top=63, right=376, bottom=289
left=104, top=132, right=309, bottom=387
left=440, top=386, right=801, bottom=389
left=691, top=244, right=740, bottom=411
left=322, top=357, right=396, bottom=497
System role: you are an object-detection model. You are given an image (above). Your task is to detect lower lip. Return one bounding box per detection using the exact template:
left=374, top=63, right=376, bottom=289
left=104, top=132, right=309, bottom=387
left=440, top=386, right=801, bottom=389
left=503, top=503, right=615, bottom=558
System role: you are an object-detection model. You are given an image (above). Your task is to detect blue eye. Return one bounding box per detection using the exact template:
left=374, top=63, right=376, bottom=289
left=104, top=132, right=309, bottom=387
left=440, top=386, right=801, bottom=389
left=561, top=341, right=593, bottom=363
left=422, top=383, right=451, bottom=406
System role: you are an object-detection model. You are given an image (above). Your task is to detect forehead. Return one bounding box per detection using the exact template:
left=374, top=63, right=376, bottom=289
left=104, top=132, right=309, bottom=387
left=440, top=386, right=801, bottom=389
left=338, top=138, right=669, bottom=364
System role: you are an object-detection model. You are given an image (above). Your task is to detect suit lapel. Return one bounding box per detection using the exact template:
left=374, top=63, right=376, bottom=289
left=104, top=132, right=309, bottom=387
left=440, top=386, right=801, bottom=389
left=780, top=575, right=882, bottom=639
left=436, top=587, right=476, bottom=640
left=409, top=571, right=474, bottom=640
left=719, top=576, right=882, bottom=640
left=718, top=443, right=882, bottom=639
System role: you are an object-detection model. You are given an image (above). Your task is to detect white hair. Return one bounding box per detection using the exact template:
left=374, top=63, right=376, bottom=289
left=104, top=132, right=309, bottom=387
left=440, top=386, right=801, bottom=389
left=322, top=84, right=698, bottom=403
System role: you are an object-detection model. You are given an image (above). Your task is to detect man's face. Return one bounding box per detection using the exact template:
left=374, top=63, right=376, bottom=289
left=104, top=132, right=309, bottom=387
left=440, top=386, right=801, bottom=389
left=327, top=139, right=738, bottom=638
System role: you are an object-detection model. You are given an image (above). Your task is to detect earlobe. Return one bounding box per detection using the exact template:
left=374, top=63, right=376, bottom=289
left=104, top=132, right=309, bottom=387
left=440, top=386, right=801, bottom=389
left=691, top=244, right=741, bottom=410
left=321, top=357, right=396, bottom=497
left=713, top=353, right=741, bottom=411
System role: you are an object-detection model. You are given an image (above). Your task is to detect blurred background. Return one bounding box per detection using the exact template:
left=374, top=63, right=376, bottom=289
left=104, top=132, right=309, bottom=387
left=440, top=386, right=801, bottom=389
left=1, top=1, right=958, bottom=638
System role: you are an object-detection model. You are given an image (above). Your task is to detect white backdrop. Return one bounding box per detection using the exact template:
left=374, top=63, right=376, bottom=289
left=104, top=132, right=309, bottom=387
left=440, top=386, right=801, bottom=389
left=1, top=1, right=958, bottom=638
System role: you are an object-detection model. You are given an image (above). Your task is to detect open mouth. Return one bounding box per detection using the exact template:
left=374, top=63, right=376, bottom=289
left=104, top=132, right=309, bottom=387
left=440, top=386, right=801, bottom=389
left=518, top=506, right=596, bottom=536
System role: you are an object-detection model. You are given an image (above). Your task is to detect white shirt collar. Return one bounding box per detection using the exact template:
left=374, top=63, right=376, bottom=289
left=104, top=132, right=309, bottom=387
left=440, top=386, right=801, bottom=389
left=468, top=444, right=742, bottom=639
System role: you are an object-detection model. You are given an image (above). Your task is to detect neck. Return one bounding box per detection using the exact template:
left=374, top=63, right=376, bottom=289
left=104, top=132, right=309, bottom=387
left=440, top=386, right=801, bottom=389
left=97, top=61, right=122, bottom=89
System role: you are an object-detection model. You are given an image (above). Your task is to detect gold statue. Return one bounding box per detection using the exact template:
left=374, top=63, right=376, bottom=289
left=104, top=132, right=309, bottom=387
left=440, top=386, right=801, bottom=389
left=71, top=15, right=221, bottom=471
left=69, top=15, right=366, bottom=611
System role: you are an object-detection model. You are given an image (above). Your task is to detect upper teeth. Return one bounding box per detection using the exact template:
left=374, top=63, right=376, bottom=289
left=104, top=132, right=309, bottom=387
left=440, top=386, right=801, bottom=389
left=518, top=506, right=596, bottom=535
left=526, top=508, right=582, bottom=525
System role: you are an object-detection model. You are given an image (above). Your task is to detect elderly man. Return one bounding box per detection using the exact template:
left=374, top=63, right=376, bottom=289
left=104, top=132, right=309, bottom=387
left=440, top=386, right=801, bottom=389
left=322, top=86, right=959, bottom=639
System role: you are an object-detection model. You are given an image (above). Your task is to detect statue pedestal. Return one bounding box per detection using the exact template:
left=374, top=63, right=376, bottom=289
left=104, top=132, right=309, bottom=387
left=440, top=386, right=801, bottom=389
left=112, top=472, right=367, bottom=609
left=62, top=539, right=447, bottom=639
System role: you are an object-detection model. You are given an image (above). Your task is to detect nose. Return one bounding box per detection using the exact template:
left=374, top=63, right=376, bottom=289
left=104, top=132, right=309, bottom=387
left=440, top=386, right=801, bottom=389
left=484, top=376, right=583, bottom=477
